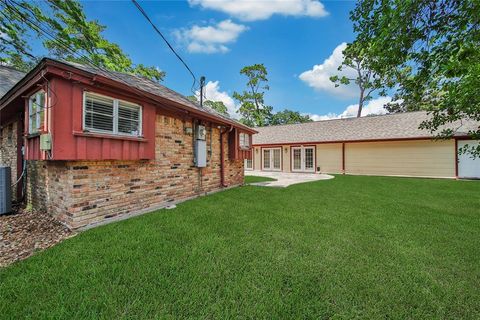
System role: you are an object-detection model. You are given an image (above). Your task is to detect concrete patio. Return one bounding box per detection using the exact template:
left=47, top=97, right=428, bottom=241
left=245, top=171, right=334, bottom=187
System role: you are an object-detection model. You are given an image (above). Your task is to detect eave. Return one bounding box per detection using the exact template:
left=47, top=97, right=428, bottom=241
left=1, top=58, right=257, bottom=134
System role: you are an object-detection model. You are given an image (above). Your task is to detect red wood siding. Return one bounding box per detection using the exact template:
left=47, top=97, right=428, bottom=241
left=228, top=128, right=252, bottom=160
left=25, top=77, right=155, bottom=160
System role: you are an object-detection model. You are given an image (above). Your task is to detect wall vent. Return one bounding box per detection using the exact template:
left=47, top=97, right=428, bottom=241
left=0, top=166, right=12, bottom=215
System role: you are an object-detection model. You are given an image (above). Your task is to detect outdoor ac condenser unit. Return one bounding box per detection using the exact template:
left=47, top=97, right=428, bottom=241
left=0, top=166, right=12, bottom=215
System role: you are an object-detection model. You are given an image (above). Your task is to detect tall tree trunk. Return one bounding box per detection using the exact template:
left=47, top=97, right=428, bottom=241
left=357, top=87, right=365, bottom=118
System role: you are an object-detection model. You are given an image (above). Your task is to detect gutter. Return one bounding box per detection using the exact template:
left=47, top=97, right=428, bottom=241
left=220, top=125, right=234, bottom=187
left=251, top=135, right=473, bottom=147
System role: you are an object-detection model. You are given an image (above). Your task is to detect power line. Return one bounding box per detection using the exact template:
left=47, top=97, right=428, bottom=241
left=2, top=0, right=174, bottom=123
left=3, top=0, right=206, bottom=110
left=130, top=0, right=198, bottom=90
left=4, top=0, right=151, bottom=97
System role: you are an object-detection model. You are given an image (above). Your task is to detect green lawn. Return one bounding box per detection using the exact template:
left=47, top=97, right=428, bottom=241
left=1, top=175, right=479, bottom=319
left=244, top=175, right=277, bottom=184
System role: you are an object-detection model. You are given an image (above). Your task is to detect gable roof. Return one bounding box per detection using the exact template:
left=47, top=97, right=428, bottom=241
left=0, top=58, right=255, bottom=133
left=59, top=60, right=238, bottom=126
left=0, top=65, right=26, bottom=98
left=253, top=111, right=479, bottom=145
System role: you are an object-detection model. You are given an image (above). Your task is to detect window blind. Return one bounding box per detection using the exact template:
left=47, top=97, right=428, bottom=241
left=84, top=92, right=142, bottom=136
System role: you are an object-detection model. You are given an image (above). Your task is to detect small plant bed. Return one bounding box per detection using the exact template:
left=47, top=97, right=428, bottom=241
left=244, top=175, right=277, bottom=184
left=0, top=208, right=73, bottom=267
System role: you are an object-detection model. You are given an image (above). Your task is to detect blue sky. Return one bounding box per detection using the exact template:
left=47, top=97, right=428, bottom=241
left=79, top=0, right=386, bottom=120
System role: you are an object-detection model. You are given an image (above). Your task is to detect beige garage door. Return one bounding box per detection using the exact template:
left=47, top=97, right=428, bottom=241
left=345, top=140, right=455, bottom=178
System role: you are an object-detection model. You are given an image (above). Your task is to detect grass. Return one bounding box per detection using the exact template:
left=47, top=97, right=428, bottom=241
left=1, top=175, right=479, bottom=319
left=244, top=175, right=277, bottom=184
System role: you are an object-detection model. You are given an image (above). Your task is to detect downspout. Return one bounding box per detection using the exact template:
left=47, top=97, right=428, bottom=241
left=220, top=125, right=234, bottom=187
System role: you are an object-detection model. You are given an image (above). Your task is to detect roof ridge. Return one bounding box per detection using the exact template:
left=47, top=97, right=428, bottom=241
left=255, top=110, right=428, bottom=130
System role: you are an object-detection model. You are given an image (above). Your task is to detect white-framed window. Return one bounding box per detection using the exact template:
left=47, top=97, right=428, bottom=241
left=83, top=92, right=142, bottom=136
left=239, top=132, right=250, bottom=148
left=244, top=158, right=253, bottom=170
left=28, top=90, right=46, bottom=134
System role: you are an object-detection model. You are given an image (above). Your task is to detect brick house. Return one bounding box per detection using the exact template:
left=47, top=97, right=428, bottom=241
left=0, top=59, right=255, bottom=229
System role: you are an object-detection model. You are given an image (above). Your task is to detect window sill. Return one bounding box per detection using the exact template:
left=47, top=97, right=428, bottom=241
left=73, top=131, right=147, bottom=142
left=26, top=132, right=41, bottom=139
left=239, top=146, right=251, bottom=151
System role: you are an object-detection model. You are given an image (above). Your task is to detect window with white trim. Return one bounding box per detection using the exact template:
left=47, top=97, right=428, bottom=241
left=239, top=132, right=250, bottom=148
left=28, top=91, right=46, bottom=134
left=244, top=158, right=253, bottom=170
left=83, top=92, right=142, bottom=136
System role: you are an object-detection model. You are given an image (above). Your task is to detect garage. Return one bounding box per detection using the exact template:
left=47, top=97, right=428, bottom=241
left=344, top=140, right=455, bottom=178
left=252, top=111, right=479, bottom=179
left=457, top=140, right=480, bottom=179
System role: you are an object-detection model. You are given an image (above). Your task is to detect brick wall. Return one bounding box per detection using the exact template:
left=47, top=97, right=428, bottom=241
left=26, top=114, right=244, bottom=229
left=0, top=120, right=18, bottom=201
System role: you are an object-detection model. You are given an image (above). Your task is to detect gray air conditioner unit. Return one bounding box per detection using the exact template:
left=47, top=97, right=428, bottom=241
left=0, top=166, right=12, bottom=215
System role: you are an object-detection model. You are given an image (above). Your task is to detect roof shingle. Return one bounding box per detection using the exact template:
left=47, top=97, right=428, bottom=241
left=58, top=60, right=237, bottom=125
left=252, top=111, right=479, bottom=145
left=0, top=65, right=25, bottom=98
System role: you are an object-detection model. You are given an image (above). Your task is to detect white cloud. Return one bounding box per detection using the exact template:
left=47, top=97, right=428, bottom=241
left=306, top=96, right=391, bottom=121
left=174, top=19, right=247, bottom=54
left=189, top=0, right=328, bottom=21
left=0, top=31, right=9, bottom=40
left=299, top=42, right=358, bottom=98
left=196, top=80, right=239, bottom=118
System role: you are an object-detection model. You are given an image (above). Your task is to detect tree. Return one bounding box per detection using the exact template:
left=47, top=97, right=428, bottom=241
left=269, top=109, right=312, bottom=125
left=204, top=100, right=228, bottom=116
left=186, top=95, right=229, bottom=116
left=0, top=0, right=165, bottom=81
left=233, top=64, right=272, bottom=127
left=347, top=0, right=480, bottom=155
left=330, top=43, right=385, bottom=118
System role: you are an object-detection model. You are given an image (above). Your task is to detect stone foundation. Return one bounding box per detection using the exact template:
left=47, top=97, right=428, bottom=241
left=26, top=114, right=244, bottom=229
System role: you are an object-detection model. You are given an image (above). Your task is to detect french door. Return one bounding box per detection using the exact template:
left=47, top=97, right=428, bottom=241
left=244, top=158, right=253, bottom=170
left=262, top=148, right=281, bottom=171
left=292, top=146, right=315, bottom=172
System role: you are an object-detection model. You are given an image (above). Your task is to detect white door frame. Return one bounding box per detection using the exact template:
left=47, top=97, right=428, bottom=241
left=291, top=146, right=315, bottom=173
left=262, top=147, right=282, bottom=171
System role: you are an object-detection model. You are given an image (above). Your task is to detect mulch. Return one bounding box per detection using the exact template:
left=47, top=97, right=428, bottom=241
left=0, top=207, right=74, bottom=268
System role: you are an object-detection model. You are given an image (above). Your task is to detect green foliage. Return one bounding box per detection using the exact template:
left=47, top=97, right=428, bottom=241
left=269, top=109, right=312, bottom=125
left=233, top=64, right=273, bottom=127
left=186, top=95, right=198, bottom=103
left=348, top=0, right=480, bottom=155
left=1, top=176, right=479, bottom=318
left=187, top=95, right=229, bottom=116
left=244, top=175, right=276, bottom=184
left=204, top=100, right=228, bottom=116
left=330, top=42, right=385, bottom=118
left=0, top=0, right=165, bottom=81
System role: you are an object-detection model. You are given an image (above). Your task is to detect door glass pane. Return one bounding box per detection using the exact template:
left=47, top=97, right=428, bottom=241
left=293, top=149, right=302, bottom=170
left=273, top=149, right=281, bottom=169
left=245, top=159, right=252, bottom=169
left=263, top=150, right=271, bottom=169
left=305, top=148, right=314, bottom=170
